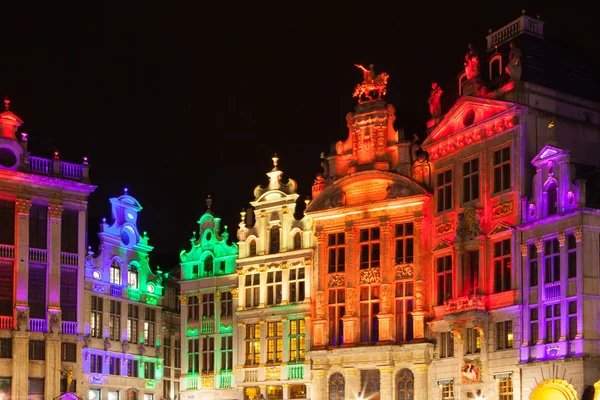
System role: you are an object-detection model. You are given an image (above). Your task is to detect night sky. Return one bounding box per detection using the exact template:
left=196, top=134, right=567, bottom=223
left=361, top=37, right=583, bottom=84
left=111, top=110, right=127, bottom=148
left=1, top=2, right=597, bottom=269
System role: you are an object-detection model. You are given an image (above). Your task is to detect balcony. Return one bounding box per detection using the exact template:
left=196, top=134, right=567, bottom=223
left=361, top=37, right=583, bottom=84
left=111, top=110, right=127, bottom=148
left=244, top=368, right=258, bottom=382
left=62, top=321, right=78, bottom=335
left=26, top=156, right=89, bottom=182
left=0, top=316, right=13, bottom=330
left=29, top=248, right=48, bottom=263
left=110, top=285, right=123, bottom=298
left=29, top=318, right=47, bottom=332
left=544, top=282, right=561, bottom=300
left=60, top=252, right=79, bottom=267
left=0, top=244, right=15, bottom=260
left=183, top=375, right=199, bottom=390
left=218, top=372, right=233, bottom=388
left=288, top=364, right=304, bottom=380
left=434, top=294, right=487, bottom=318
left=201, top=318, right=215, bottom=335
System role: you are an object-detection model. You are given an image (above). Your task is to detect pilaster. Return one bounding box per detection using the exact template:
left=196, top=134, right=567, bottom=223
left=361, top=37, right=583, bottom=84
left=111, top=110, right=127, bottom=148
left=179, top=295, right=189, bottom=374
left=379, top=366, right=394, bottom=400
left=414, top=364, right=429, bottom=400
left=344, top=368, right=360, bottom=400
left=15, top=199, right=31, bottom=306
left=48, top=204, right=63, bottom=308
left=45, top=332, right=62, bottom=399
left=312, top=370, right=327, bottom=399
left=12, top=331, right=29, bottom=400
left=77, top=210, right=86, bottom=333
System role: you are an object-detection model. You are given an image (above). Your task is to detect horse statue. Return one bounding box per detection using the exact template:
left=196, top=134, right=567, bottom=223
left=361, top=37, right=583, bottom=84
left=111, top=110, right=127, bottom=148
left=353, top=64, right=390, bottom=103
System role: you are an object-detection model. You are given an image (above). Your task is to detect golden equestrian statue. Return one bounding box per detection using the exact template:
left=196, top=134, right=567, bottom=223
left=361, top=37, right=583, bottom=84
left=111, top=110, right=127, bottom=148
left=353, top=64, right=389, bottom=103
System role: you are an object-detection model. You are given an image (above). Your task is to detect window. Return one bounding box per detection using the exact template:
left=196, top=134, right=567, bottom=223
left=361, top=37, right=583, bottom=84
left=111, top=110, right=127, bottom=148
left=499, top=377, right=514, bottom=400
left=188, top=338, right=199, bottom=373
left=110, top=260, right=121, bottom=285
left=530, top=307, right=539, bottom=346
left=396, top=369, right=414, bottom=400
left=493, top=239, right=512, bottom=293
left=270, top=225, right=280, bottom=254
left=546, top=180, right=558, bottom=216
left=28, top=263, right=46, bottom=318
left=289, top=319, right=306, bottom=362
left=61, top=210, right=78, bottom=253
left=267, top=321, right=283, bottom=363
left=90, top=354, right=103, bottom=373
left=245, top=324, right=260, bottom=366
left=61, top=342, right=77, bottom=362
left=293, top=232, right=302, bottom=250
left=493, top=147, right=511, bottom=193
left=89, top=389, right=101, bottom=400
left=109, top=300, right=121, bottom=341
left=29, top=205, right=47, bottom=249
left=0, top=200, right=15, bottom=245
left=127, top=304, right=139, bottom=343
left=461, top=250, right=479, bottom=297
left=220, top=336, right=233, bottom=371
left=143, top=395, right=153, bottom=400
left=267, top=271, right=283, bottom=305
left=201, top=293, right=215, bottom=318
left=328, top=373, right=345, bottom=400
left=441, top=382, right=455, bottom=400
left=164, top=337, right=171, bottom=367
left=394, top=223, right=414, bottom=264
left=0, top=338, right=12, bottom=358
left=436, top=255, right=453, bottom=305
left=395, top=280, right=414, bottom=343
left=359, top=227, right=380, bottom=269
left=163, top=380, right=171, bottom=400
left=289, top=267, right=305, bottom=303
left=201, top=337, right=215, bottom=373
left=109, top=356, right=121, bottom=375
left=221, top=291, right=232, bottom=318
left=439, top=331, right=454, bottom=358
left=144, top=362, right=155, bottom=379
left=108, top=392, right=119, bottom=400
left=218, top=260, right=226, bottom=274
left=436, top=170, right=453, bottom=212
left=203, top=256, right=213, bottom=276
left=29, top=340, right=45, bottom=360
left=91, top=295, right=103, bottom=338
left=28, top=377, right=45, bottom=400
left=60, top=267, right=77, bottom=322
left=496, top=320, right=513, bottom=350
left=0, top=378, right=10, bottom=400
left=245, top=274, right=260, bottom=308
left=188, top=295, right=199, bottom=320
left=249, top=240, right=257, bottom=256
left=128, top=267, right=139, bottom=289
left=545, top=303, right=561, bottom=343
left=568, top=300, right=577, bottom=340
left=360, top=370, right=380, bottom=399
left=144, top=308, right=156, bottom=347
left=126, top=359, right=139, bottom=377
left=360, top=285, right=380, bottom=343
left=328, top=288, right=345, bottom=346
left=462, top=158, right=480, bottom=203
left=567, top=233, right=577, bottom=278
left=529, top=244, right=538, bottom=287
left=174, top=339, right=181, bottom=368
left=544, top=238, right=560, bottom=284
left=328, top=233, right=346, bottom=273
left=465, top=327, right=481, bottom=354
left=0, top=260, right=13, bottom=316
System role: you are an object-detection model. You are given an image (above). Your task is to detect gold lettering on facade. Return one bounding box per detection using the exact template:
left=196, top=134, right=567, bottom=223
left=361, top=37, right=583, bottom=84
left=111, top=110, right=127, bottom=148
left=492, top=201, right=513, bottom=219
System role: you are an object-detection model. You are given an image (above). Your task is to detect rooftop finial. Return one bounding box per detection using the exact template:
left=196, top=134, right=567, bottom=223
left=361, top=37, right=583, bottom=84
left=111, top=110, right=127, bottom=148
left=547, top=120, right=557, bottom=145
left=4, top=96, right=10, bottom=111
left=206, top=194, right=212, bottom=210
left=522, top=9, right=526, bottom=15
left=272, top=154, right=279, bottom=170
left=124, top=187, right=128, bottom=194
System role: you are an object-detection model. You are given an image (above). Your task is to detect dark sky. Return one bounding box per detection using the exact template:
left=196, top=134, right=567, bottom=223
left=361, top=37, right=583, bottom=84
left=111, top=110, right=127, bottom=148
left=1, top=2, right=597, bottom=269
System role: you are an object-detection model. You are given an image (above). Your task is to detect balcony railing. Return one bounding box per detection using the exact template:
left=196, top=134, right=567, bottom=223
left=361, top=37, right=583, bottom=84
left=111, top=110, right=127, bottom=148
left=288, top=364, right=304, bottom=380
left=29, top=318, right=47, bottom=332
left=110, top=285, right=123, bottom=298
left=26, top=156, right=88, bottom=182
left=62, top=321, right=78, bottom=335
left=434, top=294, right=487, bottom=318
left=0, top=244, right=15, bottom=260
left=201, top=319, right=215, bottom=334
left=244, top=368, right=258, bottom=382
left=60, top=252, right=79, bottom=267
left=29, top=248, right=48, bottom=263
left=544, top=282, right=561, bottom=300
left=184, top=376, right=199, bottom=390
left=28, top=156, right=52, bottom=174
left=0, top=316, right=13, bottom=330
left=218, top=372, right=233, bottom=388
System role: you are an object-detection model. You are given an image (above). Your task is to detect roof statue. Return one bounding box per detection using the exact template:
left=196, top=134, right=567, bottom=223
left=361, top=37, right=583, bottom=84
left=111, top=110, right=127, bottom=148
left=464, top=43, right=480, bottom=79
left=427, top=82, right=443, bottom=119
left=505, top=41, right=522, bottom=81
left=353, top=64, right=389, bottom=103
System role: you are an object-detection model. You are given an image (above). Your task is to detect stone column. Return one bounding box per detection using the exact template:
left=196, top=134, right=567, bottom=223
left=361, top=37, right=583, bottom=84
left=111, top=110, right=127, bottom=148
left=281, top=268, right=290, bottom=305
left=282, top=383, right=290, bottom=400
left=179, top=295, right=189, bottom=375
left=377, top=284, right=393, bottom=343
left=15, top=199, right=31, bottom=309
left=259, top=270, right=267, bottom=308
left=237, top=273, right=246, bottom=310
left=259, top=210, right=267, bottom=255
left=46, top=332, right=62, bottom=399
left=12, top=331, right=29, bottom=399
left=342, top=288, right=359, bottom=346
left=345, top=225, right=358, bottom=285
left=378, top=367, right=394, bottom=400
left=412, top=216, right=426, bottom=341
left=344, top=368, right=360, bottom=400
left=231, top=287, right=240, bottom=372
left=574, top=228, right=584, bottom=337
left=413, top=364, right=429, bottom=400
left=259, top=385, right=267, bottom=399
left=303, top=259, right=312, bottom=301
left=379, top=220, right=392, bottom=279
left=47, top=204, right=63, bottom=309
left=281, top=207, right=290, bottom=252
left=315, top=231, right=327, bottom=292
left=304, top=382, right=313, bottom=400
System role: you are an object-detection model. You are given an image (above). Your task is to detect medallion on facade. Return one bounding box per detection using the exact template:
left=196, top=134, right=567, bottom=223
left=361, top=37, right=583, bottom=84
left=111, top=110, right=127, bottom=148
left=461, top=358, right=482, bottom=384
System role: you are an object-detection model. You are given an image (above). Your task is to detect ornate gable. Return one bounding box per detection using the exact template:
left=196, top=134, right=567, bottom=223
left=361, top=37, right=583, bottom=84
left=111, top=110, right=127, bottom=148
left=530, top=144, right=568, bottom=166
left=488, top=221, right=514, bottom=237
left=433, top=239, right=453, bottom=252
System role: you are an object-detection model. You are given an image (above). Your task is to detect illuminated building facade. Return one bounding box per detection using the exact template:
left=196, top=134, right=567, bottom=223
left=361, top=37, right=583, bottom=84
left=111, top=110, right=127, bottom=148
left=83, top=191, right=165, bottom=400
left=0, top=100, right=95, bottom=399
left=235, top=158, right=313, bottom=400
left=161, top=269, right=182, bottom=400
left=178, top=198, right=239, bottom=400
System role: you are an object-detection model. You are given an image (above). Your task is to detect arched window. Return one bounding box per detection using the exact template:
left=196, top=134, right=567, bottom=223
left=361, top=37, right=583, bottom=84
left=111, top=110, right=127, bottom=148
left=110, top=260, right=121, bottom=284
left=204, top=255, right=214, bottom=276
left=396, top=368, right=415, bottom=400
left=328, top=373, right=345, bottom=400
left=546, top=180, right=558, bottom=216
left=249, top=240, right=257, bottom=257
left=489, top=55, right=503, bottom=81
left=270, top=226, right=280, bottom=254
left=128, top=266, right=139, bottom=289
left=293, top=232, right=302, bottom=250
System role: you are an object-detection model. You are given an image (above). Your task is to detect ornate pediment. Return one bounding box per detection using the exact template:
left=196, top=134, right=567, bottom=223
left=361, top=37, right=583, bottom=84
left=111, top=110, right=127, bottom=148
left=531, top=144, right=569, bottom=166
left=488, top=221, right=514, bottom=237
left=433, top=239, right=453, bottom=252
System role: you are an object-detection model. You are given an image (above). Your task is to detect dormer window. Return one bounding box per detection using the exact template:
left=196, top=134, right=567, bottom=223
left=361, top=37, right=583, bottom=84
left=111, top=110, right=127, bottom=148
left=110, top=261, right=121, bottom=285
left=270, top=226, right=280, bottom=254
left=128, top=266, right=139, bottom=289
left=249, top=240, right=257, bottom=257
left=204, top=256, right=214, bottom=276
left=293, top=232, right=302, bottom=250
left=546, top=180, right=558, bottom=216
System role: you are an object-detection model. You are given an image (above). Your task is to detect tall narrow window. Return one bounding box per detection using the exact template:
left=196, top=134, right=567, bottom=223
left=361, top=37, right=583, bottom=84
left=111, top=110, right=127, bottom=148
left=567, top=233, right=577, bottom=278
left=203, top=256, right=213, bottom=276
left=29, top=205, right=47, bottom=249
left=144, top=308, right=156, bottom=347
left=396, top=368, right=414, bottom=400
left=436, top=255, right=453, bottom=305
left=188, top=295, right=199, bottom=320
left=0, top=200, right=15, bottom=245
left=439, top=331, right=454, bottom=358
left=530, top=307, right=538, bottom=346
left=462, top=158, right=480, bottom=203
left=360, top=285, right=380, bottom=343
left=328, top=233, right=346, bottom=273
left=126, top=359, right=139, bottom=377
left=60, top=267, right=77, bottom=322
left=127, top=304, right=139, bottom=343
left=289, top=319, right=305, bottom=362
left=394, top=223, right=414, bottom=264
left=201, top=293, right=215, bottom=318
left=546, top=181, right=558, bottom=216
left=437, top=170, right=453, bottom=212
left=90, top=354, right=103, bottom=373
left=328, top=288, right=345, bottom=346
left=60, top=210, right=78, bottom=253
left=544, top=238, right=560, bottom=284
left=359, top=227, right=380, bottom=269
left=28, top=263, right=46, bottom=318
left=329, top=373, right=345, bottom=400
left=245, top=324, right=260, bottom=366
left=545, top=303, right=560, bottom=343
left=109, top=356, right=121, bottom=375
left=465, top=327, right=481, bottom=354
left=266, top=271, right=282, bottom=305
left=163, top=337, right=171, bottom=367
left=498, top=377, right=513, bottom=400
left=174, top=340, right=181, bottom=369
left=201, top=337, right=215, bottom=373
left=144, top=362, right=155, bottom=379
left=493, top=147, right=511, bottom=193
left=245, top=274, right=260, bottom=308
left=496, top=320, right=513, bottom=350
left=395, top=280, right=414, bottom=343
left=293, top=232, right=302, bottom=250
left=91, top=295, right=103, bottom=338
left=493, top=239, right=512, bottom=293
left=110, top=260, right=121, bottom=285
left=109, top=300, right=121, bottom=341
left=221, top=291, right=232, bottom=318
left=266, top=321, right=282, bottom=364
left=269, top=225, right=280, bottom=254
left=249, top=240, right=257, bottom=256
left=289, top=267, right=305, bottom=303
left=567, top=300, right=577, bottom=340
left=0, top=261, right=13, bottom=316
left=461, top=250, right=479, bottom=296
left=188, top=338, right=200, bottom=374
left=529, top=244, right=538, bottom=287
left=29, top=340, right=45, bottom=360
left=220, top=336, right=233, bottom=371
left=128, top=267, right=139, bottom=289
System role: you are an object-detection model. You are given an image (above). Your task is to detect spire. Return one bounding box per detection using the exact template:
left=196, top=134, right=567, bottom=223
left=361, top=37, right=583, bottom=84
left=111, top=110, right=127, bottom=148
left=206, top=195, right=213, bottom=213
left=4, top=96, right=10, bottom=111
left=272, top=153, right=279, bottom=171
left=267, top=154, right=283, bottom=189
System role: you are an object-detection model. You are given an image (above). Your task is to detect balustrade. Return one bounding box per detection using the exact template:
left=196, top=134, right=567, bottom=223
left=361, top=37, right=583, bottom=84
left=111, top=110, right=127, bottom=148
left=0, top=316, right=13, bottom=330
left=0, top=245, right=14, bottom=260
left=62, top=321, right=78, bottom=335
left=244, top=368, right=258, bottom=382
left=60, top=252, right=79, bottom=267
left=29, top=318, right=47, bottom=332
left=29, top=248, right=48, bottom=263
